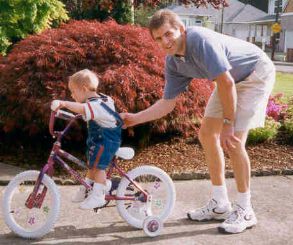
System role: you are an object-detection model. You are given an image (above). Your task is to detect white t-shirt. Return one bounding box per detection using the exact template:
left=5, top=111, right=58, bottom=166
left=83, top=96, right=117, bottom=128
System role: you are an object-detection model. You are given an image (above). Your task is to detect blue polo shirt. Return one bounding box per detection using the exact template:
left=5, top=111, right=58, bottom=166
left=164, top=26, right=264, bottom=99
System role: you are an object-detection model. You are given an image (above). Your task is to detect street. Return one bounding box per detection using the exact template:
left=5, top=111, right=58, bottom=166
left=1, top=176, right=293, bottom=245
left=275, top=64, right=293, bottom=73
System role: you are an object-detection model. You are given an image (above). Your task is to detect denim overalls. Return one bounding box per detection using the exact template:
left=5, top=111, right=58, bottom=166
left=86, top=95, right=122, bottom=170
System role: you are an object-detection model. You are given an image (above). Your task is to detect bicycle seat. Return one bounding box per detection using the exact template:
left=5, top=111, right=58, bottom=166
left=115, top=147, right=135, bottom=160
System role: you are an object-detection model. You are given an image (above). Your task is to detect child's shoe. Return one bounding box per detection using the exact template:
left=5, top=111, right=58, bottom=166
left=79, top=183, right=106, bottom=209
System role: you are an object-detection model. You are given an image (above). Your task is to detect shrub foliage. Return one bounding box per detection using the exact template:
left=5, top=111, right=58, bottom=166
left=62, top=0, right=132, bottom=24
left=0, top=0, right=69, bottom=55
left=0, top=20, right=213, bottom=142
left=247, top=118, right=281, bottom=145
left=282, top=97, right=293, bottom=145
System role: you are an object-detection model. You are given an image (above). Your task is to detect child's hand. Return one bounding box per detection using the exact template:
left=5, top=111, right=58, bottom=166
left=51, top=100, right=62, bottom=111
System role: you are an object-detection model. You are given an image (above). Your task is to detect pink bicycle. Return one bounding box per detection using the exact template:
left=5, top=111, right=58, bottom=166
left=2, top=110, right=176, bottom=238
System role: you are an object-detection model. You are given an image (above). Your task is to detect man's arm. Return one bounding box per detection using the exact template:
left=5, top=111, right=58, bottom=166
left=121, top=98, right=176, bottom=127
left=215, top=71, right=237, bottom=122
left=215, top=71, right=240, bottom=150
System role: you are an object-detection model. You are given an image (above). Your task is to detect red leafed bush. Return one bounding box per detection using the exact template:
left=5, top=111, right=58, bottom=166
left=0, top=20, right=213, bottom=141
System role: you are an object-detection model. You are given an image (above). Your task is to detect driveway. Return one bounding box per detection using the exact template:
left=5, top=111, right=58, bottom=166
left=1, top=176, right=293, bottom=245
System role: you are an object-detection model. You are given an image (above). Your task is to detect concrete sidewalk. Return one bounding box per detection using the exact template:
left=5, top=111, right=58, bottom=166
left=274, top=61, right=293, bottom=67
left=274, top=61, right=293, bottom=73
left=1, top=176, right=292, bottom=244
left=0, top=162, right=78, bottom=186
left=0, top=163, right=25, bottom=185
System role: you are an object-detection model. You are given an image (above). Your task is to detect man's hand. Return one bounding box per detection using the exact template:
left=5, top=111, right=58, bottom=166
left=120, top=113, right=139, bottom=128
left=220, top=124, right=241, bottom=151
left=120, top=98, right=176, bottom=129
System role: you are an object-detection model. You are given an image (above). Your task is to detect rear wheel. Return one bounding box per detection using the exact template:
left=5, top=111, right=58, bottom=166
left=2, top=170, right=60, bottom=238
left=116, top=166, right=175, bottom=229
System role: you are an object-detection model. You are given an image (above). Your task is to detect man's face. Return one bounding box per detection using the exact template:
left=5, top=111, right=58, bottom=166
left=152, top=22, right=185, bottom=56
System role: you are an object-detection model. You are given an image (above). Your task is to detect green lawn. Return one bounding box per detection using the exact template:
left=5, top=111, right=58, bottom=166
left=273, top=72, right=293, bottom=99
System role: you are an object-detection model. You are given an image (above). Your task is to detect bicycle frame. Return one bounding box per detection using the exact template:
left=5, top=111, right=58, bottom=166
left=25, top=111, right=148, bottom=209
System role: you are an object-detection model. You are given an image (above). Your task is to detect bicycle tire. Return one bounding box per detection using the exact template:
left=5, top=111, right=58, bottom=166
left=116, top=166, right=176, bottom=229
left=2, top=170, right=60, bottom=238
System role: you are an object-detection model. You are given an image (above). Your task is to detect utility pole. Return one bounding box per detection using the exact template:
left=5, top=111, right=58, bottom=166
left=129, top=0, right=135, bottom=24
left=271, top=0, right=281, bottom=61
left=220, top=4, right=224, bottom=33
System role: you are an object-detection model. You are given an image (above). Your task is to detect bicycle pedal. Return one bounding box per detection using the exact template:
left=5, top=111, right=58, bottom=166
left=127, top=186, right=134, bottom=191
left=93, top=207, right=102, bottom=213
left=111, top=180, right=120, bottom=191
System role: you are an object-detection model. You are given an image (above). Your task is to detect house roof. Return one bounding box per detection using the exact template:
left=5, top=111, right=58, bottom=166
left=225, top=2, right=268, bottom=23
left=254, top=14, right=277, bottom=23
left=284, top=0, right=293, bottom=13
left=168, top=0, right=270, bottom=24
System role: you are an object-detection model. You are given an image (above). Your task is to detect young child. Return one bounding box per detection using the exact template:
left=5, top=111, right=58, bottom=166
left=51, top=69, right=122, bottom=209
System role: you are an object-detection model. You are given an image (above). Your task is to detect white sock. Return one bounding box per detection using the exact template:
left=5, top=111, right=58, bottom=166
left=236, top=190, right=251, bottom=209
left=85, top=178, right=94, bottom=186
left=211, top=184, right=229, bottom=205
left=84, top=177, right=94, bottom=186
left=93, top=183, right=106, bottom=197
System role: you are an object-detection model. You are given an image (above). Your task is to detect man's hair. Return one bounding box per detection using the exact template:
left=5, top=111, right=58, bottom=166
left=148, top=9, right=185, bottom=38
left=69, top=69, right=99, bottom=91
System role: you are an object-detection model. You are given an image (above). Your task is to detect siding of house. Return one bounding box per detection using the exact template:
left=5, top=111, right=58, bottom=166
left=285, top=0, right=293, bottom=12
left=282, top=15, right=293, bottom=31
left=281, top=1, right=293, bottom=51
left=170, top=1, right=290, bottom=52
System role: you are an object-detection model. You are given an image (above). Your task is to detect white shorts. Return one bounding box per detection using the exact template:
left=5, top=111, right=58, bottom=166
left=204, top=53, right=276, bottom=132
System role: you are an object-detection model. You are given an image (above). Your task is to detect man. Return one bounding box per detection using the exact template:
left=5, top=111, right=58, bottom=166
left=121, top=9, right=275, bottom=234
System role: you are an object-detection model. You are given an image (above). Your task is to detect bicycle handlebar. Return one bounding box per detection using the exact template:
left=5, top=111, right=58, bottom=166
left=49, top=110, right=82, bottom=138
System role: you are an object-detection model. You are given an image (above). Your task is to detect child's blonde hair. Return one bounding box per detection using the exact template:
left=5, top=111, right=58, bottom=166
left=69, top=69, right=99, bottom=91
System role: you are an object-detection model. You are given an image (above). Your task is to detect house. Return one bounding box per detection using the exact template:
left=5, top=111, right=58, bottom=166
left=223, top=2, right=271, bottom=49
left=168, top=0, right=292, bottom=53
left=168, top=1, right=270, bottom=49
left=280, top=0, right=293, bottom=55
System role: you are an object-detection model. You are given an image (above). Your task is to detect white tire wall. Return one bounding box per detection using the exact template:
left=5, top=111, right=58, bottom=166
left=2, top=170, right=60, bottom=238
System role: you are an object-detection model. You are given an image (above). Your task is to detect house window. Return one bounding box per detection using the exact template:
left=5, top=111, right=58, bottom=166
left=189, top=19, right=202, bottom=26
left=182, top=19, right=187, bottom=27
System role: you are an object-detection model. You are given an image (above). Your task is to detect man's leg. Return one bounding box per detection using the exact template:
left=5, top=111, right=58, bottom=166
left=227, top=131, right=250, bottom=193
left=199, top=117, right=225, bottom=186
left=218, top=130, right=257, bottom=233
left=187, top=117, right=232, bottom=221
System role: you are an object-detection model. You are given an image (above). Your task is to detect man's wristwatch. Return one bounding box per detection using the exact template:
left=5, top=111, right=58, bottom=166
left=223, top=118, right=233, bottom=125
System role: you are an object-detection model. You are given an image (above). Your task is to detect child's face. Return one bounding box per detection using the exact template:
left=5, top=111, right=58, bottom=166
left=69, top=84, right=86, bottom=103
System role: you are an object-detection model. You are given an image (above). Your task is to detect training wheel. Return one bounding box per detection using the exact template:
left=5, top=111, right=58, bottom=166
left=143, top=216, right=163, bottom=237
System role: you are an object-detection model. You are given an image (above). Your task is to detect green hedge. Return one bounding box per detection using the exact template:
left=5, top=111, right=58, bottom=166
left=247, top=118, right=281, bottom=145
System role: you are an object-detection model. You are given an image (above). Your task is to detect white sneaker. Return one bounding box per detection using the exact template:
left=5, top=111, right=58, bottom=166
left=71, top=186, right=90, bottom=203
left=105, top=179, right=112, bottom=193
left=218, top=204, right=257, bottom=234
left=187, top=199, right=232, bottom=221
left=79, top=193, right=107, bottom=209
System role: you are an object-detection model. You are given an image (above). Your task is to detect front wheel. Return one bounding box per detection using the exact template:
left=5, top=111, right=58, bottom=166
left=116, top=166, right=176, bottom=229
left=2, top=170, right=60, bottom=238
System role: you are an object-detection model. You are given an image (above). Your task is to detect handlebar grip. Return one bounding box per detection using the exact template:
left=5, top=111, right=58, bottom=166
left=49, top=110, right=82, bottom=138
left=56, top=110, right=75, bottom=120
left=49, top=111, right=57, bottom=137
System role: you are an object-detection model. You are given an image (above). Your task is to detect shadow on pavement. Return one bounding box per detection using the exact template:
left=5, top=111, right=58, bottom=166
left=0, top=219, right=222, bottom=244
